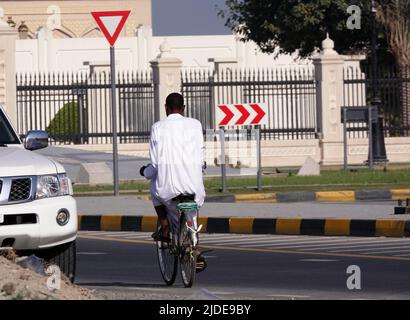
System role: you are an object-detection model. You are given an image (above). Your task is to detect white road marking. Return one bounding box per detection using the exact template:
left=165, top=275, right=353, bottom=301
left=77, top=252, right=107, bottom=255
left=295, top=239, right=410, bottom=251
left=241, top=238, right=372, bottom=248
left=245, top=237, right=373, bottom=247
left=268, top=294, right=310, bottom=299
left=300, top=259, right=339, bottom=262
left=327, top=243, right=410, bottom=253
left=339, top=246, right=410, bottom=254
left=203, top=235, right=300, bottom=244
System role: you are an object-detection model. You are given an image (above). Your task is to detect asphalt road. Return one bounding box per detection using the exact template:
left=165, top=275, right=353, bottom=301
left=76, top=232, right=410, bottom=300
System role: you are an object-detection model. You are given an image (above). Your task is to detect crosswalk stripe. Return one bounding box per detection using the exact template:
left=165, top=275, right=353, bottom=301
left=330, top=245, right=410, bottom=254
left=290, top=239, right=410, bottom=251
left=109, top=232, right=150, bottom=237
left=202, top=235, right=297, bottom=244
left=123, top=235, right=152, bottom=239
left=239, top=237, right=374, bottom=248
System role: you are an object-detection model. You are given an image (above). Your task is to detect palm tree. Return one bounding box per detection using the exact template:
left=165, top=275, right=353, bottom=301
left=376, top=0, right=410, bottom=129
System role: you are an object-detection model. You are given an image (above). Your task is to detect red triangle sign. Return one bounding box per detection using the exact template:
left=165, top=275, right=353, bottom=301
left=91, top=11, right=131, bottom=47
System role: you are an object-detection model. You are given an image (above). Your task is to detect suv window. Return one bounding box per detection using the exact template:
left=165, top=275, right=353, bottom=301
left=0, top=109, right=20, bottom=144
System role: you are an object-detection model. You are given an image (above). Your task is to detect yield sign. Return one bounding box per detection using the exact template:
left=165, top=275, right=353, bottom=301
left=216, top=103, right=268, bottom=127
left=91, top=11, right=131, bottom=47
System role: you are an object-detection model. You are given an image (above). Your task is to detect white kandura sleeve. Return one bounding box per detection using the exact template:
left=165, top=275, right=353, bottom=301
left=144, top=125, right=158, bottom=180
left=143, top=164, right=157, bottom=180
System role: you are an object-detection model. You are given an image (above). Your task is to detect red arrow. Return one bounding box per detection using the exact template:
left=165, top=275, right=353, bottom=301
left=235, top=104, right=251, bottom=125
left=218, top=105, right=235, bottom=126
left=249, top=103, right=266, bottom=124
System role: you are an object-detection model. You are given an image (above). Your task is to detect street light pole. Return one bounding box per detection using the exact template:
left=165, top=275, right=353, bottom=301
left=368, top=0, right=388, bottom=164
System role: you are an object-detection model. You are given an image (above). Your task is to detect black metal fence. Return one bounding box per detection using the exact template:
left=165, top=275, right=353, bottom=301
left=16, top=71, right=154, bottom=144
left=343, top=64, right=410, bottom=138
left=182, top=67, right=317, bottom=140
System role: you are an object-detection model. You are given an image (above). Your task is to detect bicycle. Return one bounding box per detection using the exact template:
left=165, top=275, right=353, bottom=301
left=156, top=194, right=203, bottom=288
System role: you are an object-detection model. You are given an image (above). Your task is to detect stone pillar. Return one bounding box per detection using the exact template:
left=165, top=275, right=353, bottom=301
left=312, top=35, right=345, bottom=166
left=0, top=18, right=18, bottom=127
left=37, top=27, right=55, bottom=72
left=150, top=39, right=182, bottom=121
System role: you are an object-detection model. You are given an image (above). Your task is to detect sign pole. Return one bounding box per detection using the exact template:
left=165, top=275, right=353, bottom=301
left=256, top=125, right=262, bottom=192
left=110, top=46, right=119, bottom=196
left=219, top=127, right=227, bottom=193
left=91, top=10, right=130, bottom=196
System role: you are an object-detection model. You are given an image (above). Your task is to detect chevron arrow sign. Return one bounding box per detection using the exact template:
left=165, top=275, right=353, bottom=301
left=216, top=103, right=268, bottom=127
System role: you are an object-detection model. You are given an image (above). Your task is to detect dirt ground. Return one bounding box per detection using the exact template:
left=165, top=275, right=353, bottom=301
left=0, top=250, right=95, bottom=300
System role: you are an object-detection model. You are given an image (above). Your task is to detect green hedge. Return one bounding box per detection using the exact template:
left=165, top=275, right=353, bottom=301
left=47, top=102, right=87, bottom=144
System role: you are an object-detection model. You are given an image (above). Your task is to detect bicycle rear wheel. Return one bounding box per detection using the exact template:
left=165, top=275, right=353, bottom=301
left=179, top=223, right=197, bottom=288
left=157, top=239, right=178, bottom=286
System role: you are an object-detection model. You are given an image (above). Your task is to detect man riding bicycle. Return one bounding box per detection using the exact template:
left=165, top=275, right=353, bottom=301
left=140, top=92, right=206, bottom=270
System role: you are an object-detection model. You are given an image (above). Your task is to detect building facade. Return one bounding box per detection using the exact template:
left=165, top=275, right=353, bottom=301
left=0, top=0, right=150, bottom=39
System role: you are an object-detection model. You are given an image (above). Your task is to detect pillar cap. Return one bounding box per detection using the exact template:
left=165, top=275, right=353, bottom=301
left=322, top=33, right=337, bottom=55
left=158, top=38, right=171, bottom=58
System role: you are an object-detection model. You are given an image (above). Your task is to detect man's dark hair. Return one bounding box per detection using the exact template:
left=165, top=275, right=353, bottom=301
left=165, top=93, right=184, bottom=111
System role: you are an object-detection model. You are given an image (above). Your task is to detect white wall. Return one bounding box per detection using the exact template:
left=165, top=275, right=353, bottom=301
left=15, top=26, right=311, bottom=73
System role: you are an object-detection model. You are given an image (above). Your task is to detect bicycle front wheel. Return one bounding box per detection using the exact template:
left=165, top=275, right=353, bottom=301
left=179, top=225, right=197, bottom=288
left=157, top=239, right=178, bottom=286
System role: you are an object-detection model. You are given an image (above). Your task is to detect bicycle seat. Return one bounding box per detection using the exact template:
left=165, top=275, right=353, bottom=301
left=172, top=194, right=196, bottom=203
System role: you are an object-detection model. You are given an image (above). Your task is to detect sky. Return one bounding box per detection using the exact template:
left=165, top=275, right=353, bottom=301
left=152, top=0, right=232, bottom=36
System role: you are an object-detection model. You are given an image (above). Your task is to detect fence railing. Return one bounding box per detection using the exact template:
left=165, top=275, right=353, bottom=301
left=343, top=64, right=410, bottom=138
left=182, top=67, right=317, bottom=140
left=16, top=71, right=154, bottom=144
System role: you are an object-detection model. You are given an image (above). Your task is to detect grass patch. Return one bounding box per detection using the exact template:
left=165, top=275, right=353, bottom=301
left=73, top=168, right=410, bottom=195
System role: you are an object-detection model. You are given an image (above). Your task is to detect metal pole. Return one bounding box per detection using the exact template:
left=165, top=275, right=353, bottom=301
left=256, top=126, right=262, bottom=191
left=368, top=0, right=387, bottom=164
left=368, top=106, right=373, bottom=169
left=371, top=0, right=379, bottom=103
left=343, top=108, right=348, bottom=171
left=219, top=127, right=227, bottom=193
left=110, top=46, right=119, bottom=196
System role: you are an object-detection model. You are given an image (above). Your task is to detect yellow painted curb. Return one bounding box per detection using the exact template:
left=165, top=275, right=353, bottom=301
left=198, top=216, right=208, bottom=233
left=229, top=217, right=254, bottom=234
left=141, top=216, right=158, bottom=232
left=375, top=220, right=406, bottom=237
left=235, top=193, right=276, bottom=203
left=324, top=219, right=351, bottom=236
left=391, top=189, right=410, bottom=201
left=316, top=191, right=355, bottom=202
left=100, top=216, right=122, bottom=231
left=276, top=218, right=302, bottom=235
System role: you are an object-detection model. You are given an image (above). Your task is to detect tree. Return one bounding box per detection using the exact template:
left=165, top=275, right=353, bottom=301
left=376, top=0, right=410, bottom=127
left=219, top=0, right=381, bottom=58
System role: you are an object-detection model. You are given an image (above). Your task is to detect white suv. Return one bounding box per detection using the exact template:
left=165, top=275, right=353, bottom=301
left=0, top=105, right=77, bottom=282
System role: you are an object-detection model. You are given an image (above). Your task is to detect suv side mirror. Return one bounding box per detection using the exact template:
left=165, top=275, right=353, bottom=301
left=25, top=130, right=49, bottom=150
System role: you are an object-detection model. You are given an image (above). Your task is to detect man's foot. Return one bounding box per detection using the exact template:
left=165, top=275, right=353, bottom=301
left=151, top=226, right=170, bottom=242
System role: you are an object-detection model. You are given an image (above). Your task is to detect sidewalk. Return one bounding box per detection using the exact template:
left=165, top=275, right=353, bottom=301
left=76, top=196, right=410, bottom=238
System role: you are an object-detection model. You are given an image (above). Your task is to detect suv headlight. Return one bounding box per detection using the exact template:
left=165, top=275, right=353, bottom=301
left=36, top=174, right=71, bottom=199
